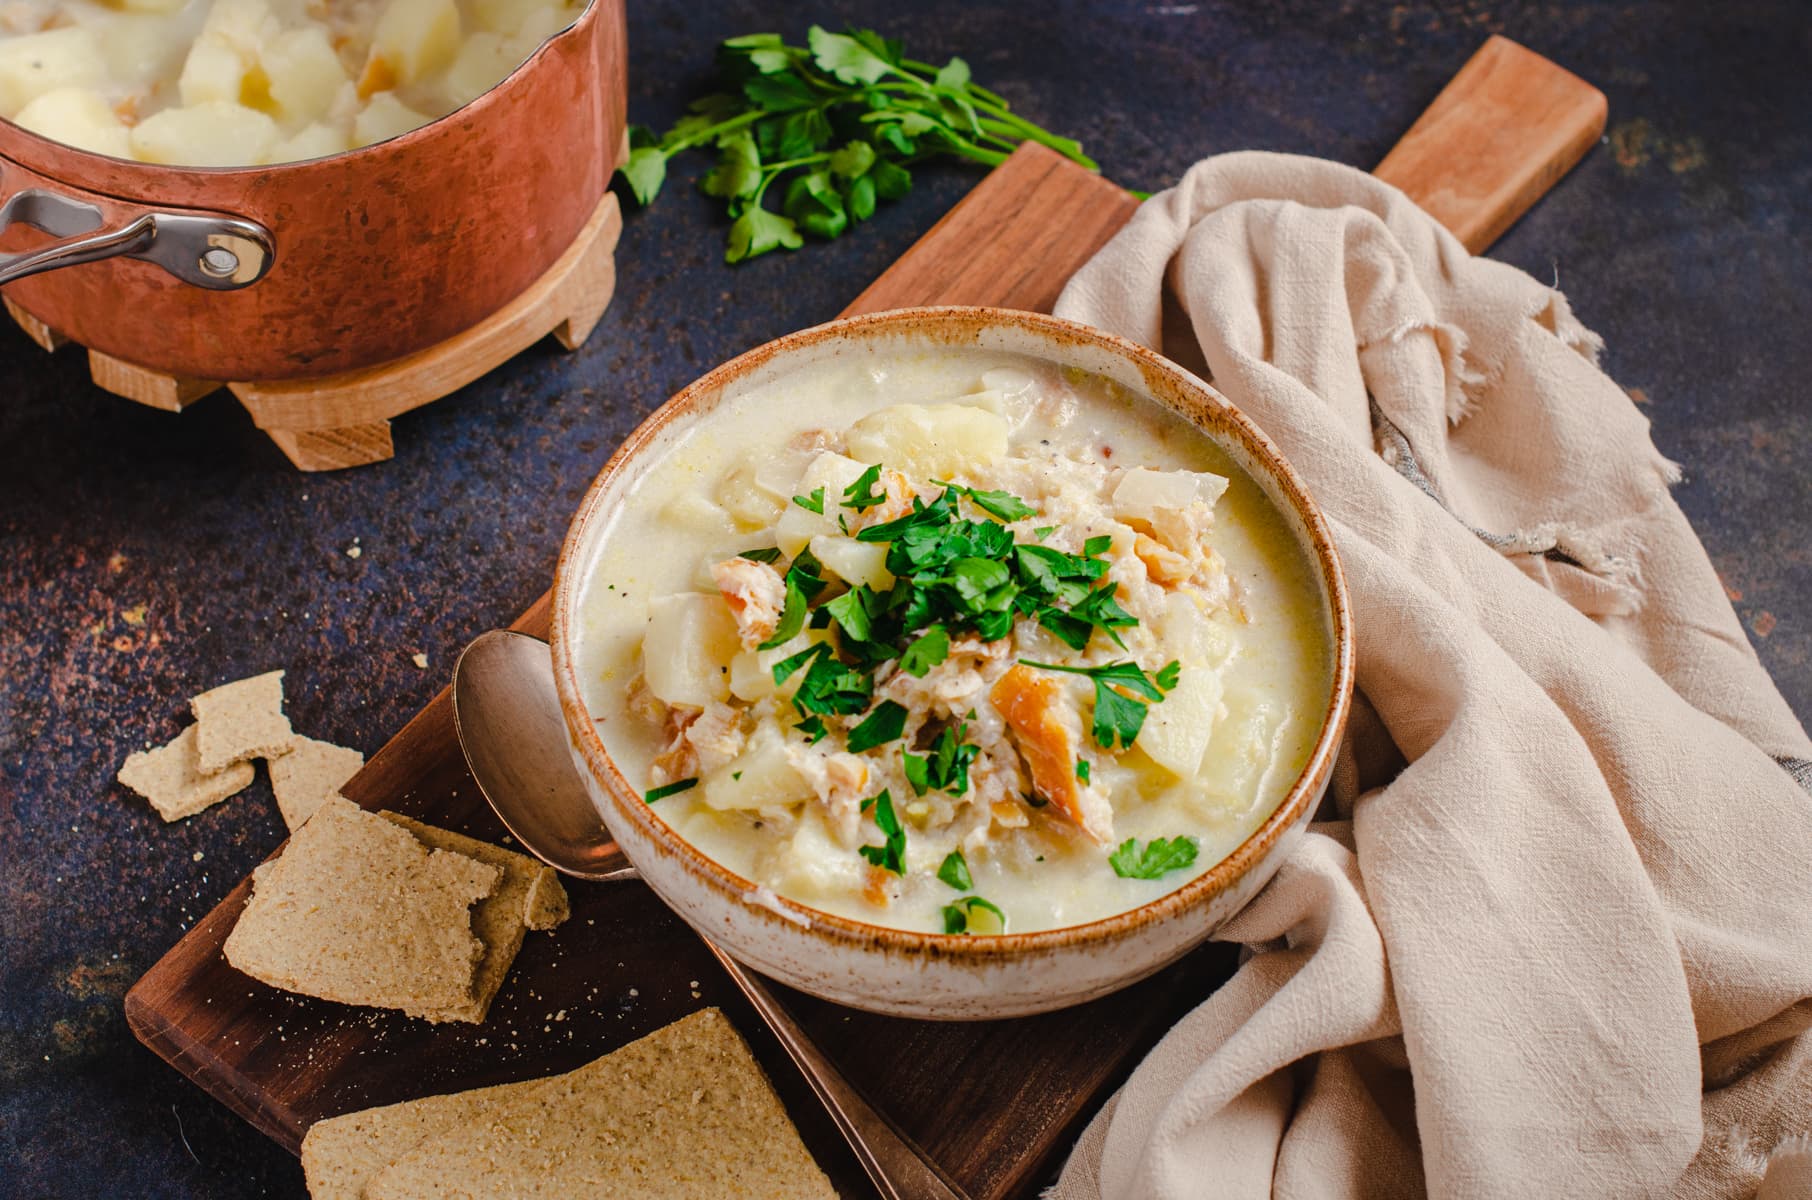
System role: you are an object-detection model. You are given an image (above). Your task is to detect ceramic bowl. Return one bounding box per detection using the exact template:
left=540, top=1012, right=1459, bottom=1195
left=551, top=306, right=1354, bottom=1020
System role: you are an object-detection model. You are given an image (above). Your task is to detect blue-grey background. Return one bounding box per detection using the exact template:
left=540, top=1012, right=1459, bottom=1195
left=2, top=1, right=1807, bottom=1195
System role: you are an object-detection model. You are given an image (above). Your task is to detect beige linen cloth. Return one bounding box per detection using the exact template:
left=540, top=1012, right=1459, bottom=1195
left=1046, top=152, right=1812, bottom=1199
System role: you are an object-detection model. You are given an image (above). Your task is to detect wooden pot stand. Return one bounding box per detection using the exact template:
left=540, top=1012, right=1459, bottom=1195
left=5, top=190, right=621, bottom=472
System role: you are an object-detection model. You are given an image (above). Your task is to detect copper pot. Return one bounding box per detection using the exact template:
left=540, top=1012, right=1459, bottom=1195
left=0, top=0, right=626, bottom=382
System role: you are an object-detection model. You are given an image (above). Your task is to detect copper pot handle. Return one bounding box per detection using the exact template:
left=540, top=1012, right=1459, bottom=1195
left=0, top=186, right=274, bottom=290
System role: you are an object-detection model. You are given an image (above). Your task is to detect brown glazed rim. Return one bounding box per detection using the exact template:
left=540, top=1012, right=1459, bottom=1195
left=0, top=0, right=592, bottom=181
left=552, top=306, right=1355, bottom=961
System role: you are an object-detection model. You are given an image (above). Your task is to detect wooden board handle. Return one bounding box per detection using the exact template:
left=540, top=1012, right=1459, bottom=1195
left=1374, top=35, right=1606, bottom=252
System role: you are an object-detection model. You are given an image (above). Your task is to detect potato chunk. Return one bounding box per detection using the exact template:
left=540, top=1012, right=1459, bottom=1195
left=177, top=37, right=248, bottom=107
left=441, top=31, right=518, bottom=108
left=13, top=88, right=129, bottom=158
left=262, top=27, right=347, bottom=123
left=353, top=91, right=432, bottom=145
left=266, top=120, right=352, bottom=164
left=701, top=723, right=814, bottom=811
left=1112, top=467, right=1229, bottom=523
left=366, top=0, right=462, bottom=90
left=641, top=592, right=739, bottom=708
left=470, top=0, right=564, bottom=36
left=808, top=535, right=894, bottom=592
left=129, top=101, right=278, bottom=167
left=773, top=451, right=871, bottom=556
left=845, top=403, right=1008, bottom=477
left=1136, top=666, right=1224, bottom=778
left=0, top=29, right=103, bottom=118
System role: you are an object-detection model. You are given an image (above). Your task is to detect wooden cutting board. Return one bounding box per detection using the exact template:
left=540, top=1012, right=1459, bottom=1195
left=125, top=36, right=1603, bottom=1199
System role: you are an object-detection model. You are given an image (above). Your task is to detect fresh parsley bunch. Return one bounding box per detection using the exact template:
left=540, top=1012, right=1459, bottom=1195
left=618, top=25, right=1098, bottom=262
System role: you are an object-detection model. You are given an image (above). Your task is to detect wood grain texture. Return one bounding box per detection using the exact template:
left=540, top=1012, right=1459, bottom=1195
left=126, top=38, right=1604, bottom=1197
left=1375, top=35, right=1606, bottom=252
left=87, top=350, right=220, bottom=412
left=264, top=422, right=396, bottom=472
left=231, top=193, right=622, bottom=435
left=3, top=295, right=63, bottom=351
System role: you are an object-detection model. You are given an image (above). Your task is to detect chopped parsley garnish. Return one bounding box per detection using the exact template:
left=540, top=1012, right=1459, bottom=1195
left=772, top=640, right=829, bottom=684
left=841, top=463, right=888, bottom=511
left=1032, top=525, right=1055, bottom=540
left=738, top=546, right=783, bottom=563
left=644, top=778, right=698, bottom=803
left=760, top=575, right=811, bottom=650
left=941, top=895, right=1006, bottom=934
left=792, top=486, right=826, bottom=514
left=902, top=724, right=979, bottom=797
left=1108, top=835, right=1199, bottom=880
left=825, top=584, right=882, bottom=643
left=935, top=482, right=1040, bottom=522
left=937, top=850, right=972, bottom=890
left=1023, top=659, right=1180, bottom=749
left=857, top=789, right=905, bottom=875
left=898, top=625, right=949, bottom=677
left=794, top=714, right=828, bottom=744
left=846, top=700, right=907, bottom=753
left=794, top=652, right=872, bottom=716
left=1075, top=759, right=1090, bottom=783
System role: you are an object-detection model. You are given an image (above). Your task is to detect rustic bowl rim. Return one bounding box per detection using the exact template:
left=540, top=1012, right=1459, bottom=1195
left=551, top=304, right=1355, bottom=960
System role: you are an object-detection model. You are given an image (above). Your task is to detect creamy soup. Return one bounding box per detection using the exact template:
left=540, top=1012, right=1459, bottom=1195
left=0, top=0, right=581, bottom=165
left=576, top=351, right=1331, bottom=935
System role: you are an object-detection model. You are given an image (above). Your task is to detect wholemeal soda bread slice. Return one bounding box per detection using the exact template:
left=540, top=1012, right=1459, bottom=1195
left=222, top=796, right=499, bottom=1020
left=301, top=1008, right=833, bottom=1200
left=377, top=812, right=569, bottom=1023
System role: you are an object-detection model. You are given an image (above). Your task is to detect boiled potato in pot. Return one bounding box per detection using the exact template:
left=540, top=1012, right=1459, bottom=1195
left=0, top=0, right=587, bottom=165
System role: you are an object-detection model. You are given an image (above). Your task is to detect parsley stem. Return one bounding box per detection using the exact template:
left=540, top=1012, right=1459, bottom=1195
left=661, top=109, right=765, bottom=154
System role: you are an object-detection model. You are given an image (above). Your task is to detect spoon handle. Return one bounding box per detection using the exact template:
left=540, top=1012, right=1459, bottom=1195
left=700, top=937, right=972, bottom=1200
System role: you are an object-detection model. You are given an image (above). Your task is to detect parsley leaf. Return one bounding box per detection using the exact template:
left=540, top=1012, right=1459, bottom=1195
left=937, top=850, right=972, bottom=890
left=941, top=895, right=1006, bottom=934
left=792, top=486, right=826, bottom=514
left=939, top=483, right=1038, bottom=522
left=1107, top=835, right=1199, bottom=880
left=758, top=575, right=811, bottom=650
left=904, top=723, right=979, bottom=797
left=794, top=653, right=872, bottom=716
left=1023, top=659, right=1178, bottom=749
left=738, top=547, right=783, bottom=563
left=645, top=778, right=698, bottom=803
left=618, top=26, right=1096, bottom=263
left=772, top=640, right=829, bottom=684
left=857, top=789, right=906, bottom=874
left=846, top=700, right=907, bottom=753
left=825, top=585, right=880, bottom=643
left=795, top=714, right=828, bottom=744
left=1075, top=759, right=1091, bottom=784
left=841, top=463, right=888, bottom=511
left=898, top=625, right=949, bottom=677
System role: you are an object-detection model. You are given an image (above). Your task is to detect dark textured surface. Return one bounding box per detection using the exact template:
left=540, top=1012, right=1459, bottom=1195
left=1, top=2, right=1807, bottom=1196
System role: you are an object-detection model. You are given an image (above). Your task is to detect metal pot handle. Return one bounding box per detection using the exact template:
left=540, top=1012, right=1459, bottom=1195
left=0, top=187, right=274, bottom=290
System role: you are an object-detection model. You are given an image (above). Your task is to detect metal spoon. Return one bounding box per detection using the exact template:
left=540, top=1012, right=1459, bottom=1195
left=452, top=629, right=969, bottom=1200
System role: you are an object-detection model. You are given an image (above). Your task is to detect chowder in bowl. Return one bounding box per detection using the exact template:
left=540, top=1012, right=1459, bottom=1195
left=552, top=307, right=1352, bottom=1019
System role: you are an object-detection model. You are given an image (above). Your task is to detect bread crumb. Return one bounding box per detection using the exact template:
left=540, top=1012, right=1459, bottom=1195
left=410, top=653, right=428, bottom=670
